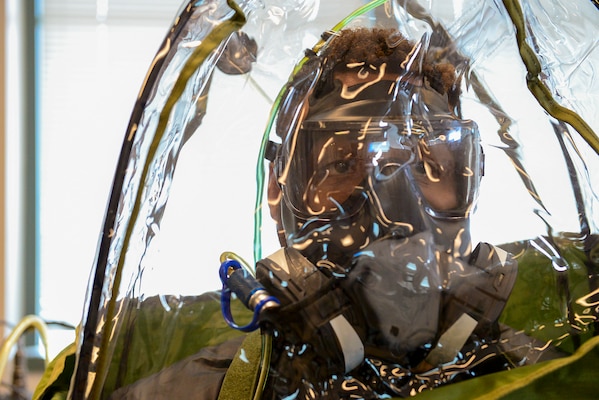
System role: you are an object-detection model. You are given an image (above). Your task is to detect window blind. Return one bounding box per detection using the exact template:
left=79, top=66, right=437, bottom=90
left=43, top=0, right=182, bottom=20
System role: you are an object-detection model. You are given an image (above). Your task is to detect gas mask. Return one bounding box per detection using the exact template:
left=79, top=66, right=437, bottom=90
left=220, top=110, right=510, bottom=375
left=220, top=28, right=516, bottom=392
left=255, top=113, right=498, bottom=372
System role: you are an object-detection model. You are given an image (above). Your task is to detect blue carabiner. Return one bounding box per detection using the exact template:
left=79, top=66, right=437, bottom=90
left=219, top=259, right=279, bottom=332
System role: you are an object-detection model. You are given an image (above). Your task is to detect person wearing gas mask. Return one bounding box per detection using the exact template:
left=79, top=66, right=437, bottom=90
left=110, top=27, right=558, bottom=400
left=243, top=26, right=524, bottom=399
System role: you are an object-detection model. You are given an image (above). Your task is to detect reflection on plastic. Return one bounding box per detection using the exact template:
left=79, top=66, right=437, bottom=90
left=59, top=0, right=599, bottom=399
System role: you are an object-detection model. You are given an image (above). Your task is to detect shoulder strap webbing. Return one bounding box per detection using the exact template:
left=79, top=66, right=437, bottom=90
left=218, top=330, right=263, bottom=400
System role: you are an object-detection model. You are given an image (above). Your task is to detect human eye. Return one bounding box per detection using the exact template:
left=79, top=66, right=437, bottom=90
left=413, top=158, right=442, bottom=182
left=413, top=139, right=447, bottom=182
left=330, top=157, right=358, bottom=175
left=316, top=142, right=359, bottom=177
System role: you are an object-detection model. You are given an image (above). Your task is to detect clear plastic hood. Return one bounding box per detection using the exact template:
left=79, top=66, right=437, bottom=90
left=51, top=0, right=599, bottom=399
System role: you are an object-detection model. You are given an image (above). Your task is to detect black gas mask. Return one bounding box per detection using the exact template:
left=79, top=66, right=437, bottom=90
left=219, top=110, right=510, bottom=376
left=219, top=28, right=516, bottom=395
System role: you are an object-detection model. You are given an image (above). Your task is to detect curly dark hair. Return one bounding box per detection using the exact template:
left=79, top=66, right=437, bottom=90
left=322, top=28, right=458, bottom=95
left=274, top=27, right=461, bottom=138
left=324, top=28, right=415, bottom=67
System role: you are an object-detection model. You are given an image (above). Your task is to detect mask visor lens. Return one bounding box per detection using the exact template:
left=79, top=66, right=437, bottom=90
left=409, top=119, right=481, bottom=218
left=279, top=121, right=414, bottom=220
